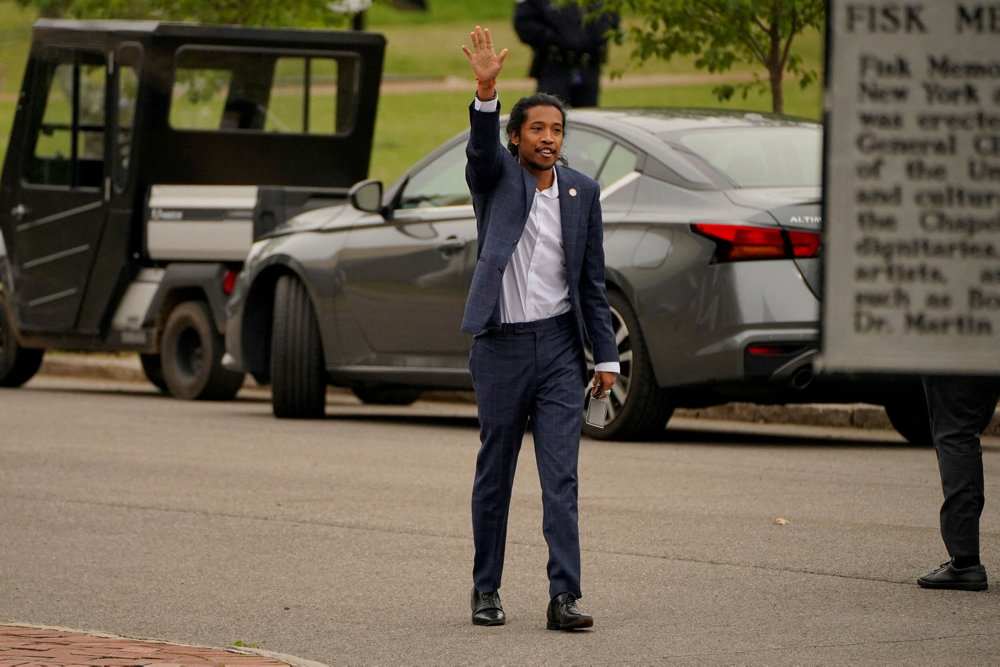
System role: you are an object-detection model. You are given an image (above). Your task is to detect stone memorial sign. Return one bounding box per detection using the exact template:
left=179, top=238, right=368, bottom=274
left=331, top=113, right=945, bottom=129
left=822, top=1, right=1000, bottom=373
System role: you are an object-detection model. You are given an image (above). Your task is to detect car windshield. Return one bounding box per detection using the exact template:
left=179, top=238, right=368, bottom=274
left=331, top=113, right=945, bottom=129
left=670, top=126, right=821, bottom=188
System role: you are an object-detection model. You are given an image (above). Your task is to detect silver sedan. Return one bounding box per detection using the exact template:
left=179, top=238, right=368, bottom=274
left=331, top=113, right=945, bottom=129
left=225, top=108, right=926, bottom=442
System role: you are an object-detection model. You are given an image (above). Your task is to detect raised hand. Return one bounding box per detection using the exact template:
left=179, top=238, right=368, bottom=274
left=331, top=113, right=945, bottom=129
left=461, top=26, right=508, bottom=86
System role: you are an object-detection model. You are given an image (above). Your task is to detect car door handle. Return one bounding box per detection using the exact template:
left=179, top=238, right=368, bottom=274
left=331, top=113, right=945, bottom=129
left=11, top=204, right=30, bottom=222
left=438, top=236, right=467, bottom=257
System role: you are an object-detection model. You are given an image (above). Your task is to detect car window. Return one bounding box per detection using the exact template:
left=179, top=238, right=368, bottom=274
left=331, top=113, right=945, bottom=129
left=115, top=43, right=142, bottom=192
left=398, top=141, right=471, bottom=209
left=168, top=47, right=359, bottom=136
left=673, top=127, right=821, bottom=187
left=598, top=143, right=637, bottom=189
left=25, top=50, right=106, bottom=188
left=561, top=128, right=611, bottom=180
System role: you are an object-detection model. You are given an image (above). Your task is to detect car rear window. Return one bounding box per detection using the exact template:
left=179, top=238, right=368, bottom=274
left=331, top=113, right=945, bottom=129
left=168, top=47, right=359, bottom=136
left=671, top=126, right=821, bottom=187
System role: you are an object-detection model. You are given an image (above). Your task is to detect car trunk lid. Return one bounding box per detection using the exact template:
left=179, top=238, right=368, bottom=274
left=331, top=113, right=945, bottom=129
left=724, top=187, right=822, bottom=298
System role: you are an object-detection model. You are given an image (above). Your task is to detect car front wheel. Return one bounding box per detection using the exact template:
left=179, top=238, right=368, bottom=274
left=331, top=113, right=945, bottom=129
left=583, top=290, right=674, bottom=441
left=271, top=275, right=327, bottom=418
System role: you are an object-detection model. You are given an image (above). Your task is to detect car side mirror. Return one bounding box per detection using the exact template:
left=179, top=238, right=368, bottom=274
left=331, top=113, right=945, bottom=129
left=349, top=179, right=383, bottom=215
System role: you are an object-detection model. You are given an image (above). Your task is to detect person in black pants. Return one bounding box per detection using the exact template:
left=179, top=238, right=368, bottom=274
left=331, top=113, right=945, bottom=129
left=460, top=26, right=619, bottom=629
left=513, top=0, right=619, bottom=107
left=918, top=375, right=1000, bottom=590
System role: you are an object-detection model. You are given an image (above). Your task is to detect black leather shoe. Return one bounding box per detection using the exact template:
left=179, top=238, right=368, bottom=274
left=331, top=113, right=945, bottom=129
left=918, top=560, right=988, bottom=591
left=471, top=588, right=505, bottom=626
left=546, top=592, right=593, bottom=631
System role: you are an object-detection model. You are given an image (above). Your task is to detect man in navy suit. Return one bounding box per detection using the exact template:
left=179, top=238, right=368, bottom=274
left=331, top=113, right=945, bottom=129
left=460, top=26, right=619, bottom=631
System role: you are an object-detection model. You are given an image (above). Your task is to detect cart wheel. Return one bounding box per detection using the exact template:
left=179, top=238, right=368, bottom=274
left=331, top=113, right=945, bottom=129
left=161, top=301, right=244, bottom=400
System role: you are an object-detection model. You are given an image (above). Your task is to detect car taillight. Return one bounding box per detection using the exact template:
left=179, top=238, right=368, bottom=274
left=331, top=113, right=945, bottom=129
left=693, top=223, right=821, bottom=262
left=747, top=345, right=791, bottom=356
left=222, top=269, right=238, bottom=295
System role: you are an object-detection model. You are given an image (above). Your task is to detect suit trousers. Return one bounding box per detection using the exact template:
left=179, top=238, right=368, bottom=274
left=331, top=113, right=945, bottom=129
left=469, top=311, right=586, bottom=599
left=922, top=375, right=1000, bottom=559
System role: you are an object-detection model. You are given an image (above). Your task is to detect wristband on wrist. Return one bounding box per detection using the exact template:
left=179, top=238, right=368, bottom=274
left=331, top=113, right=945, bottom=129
left=476, top=77, right=496, bottom=88
left=475, top=86, right=497, bottom=102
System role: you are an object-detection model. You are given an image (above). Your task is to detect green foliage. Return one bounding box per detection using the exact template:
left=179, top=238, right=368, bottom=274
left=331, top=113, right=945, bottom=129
left=12, top=0, right=510, bottom=26
left=568, top=0, right=825, bottom=113
left=17, top=0, right=354, bottom=26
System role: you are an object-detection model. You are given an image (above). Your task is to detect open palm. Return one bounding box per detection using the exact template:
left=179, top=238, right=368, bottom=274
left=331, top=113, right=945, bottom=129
left=461, top=26, right=507, bottom=83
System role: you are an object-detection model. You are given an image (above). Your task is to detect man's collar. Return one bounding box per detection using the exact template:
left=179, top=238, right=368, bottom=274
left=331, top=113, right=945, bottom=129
left=538, top=166, right=559, bottom=199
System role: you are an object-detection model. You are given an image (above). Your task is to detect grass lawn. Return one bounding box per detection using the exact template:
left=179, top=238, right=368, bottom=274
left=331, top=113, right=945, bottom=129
left=0, top=0, right=36, bottom=163
left=0, top=1, right=33, bottom=95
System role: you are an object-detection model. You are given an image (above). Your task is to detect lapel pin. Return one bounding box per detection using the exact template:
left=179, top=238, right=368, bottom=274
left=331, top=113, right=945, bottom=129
left=568, top=188, right=578, bottom=197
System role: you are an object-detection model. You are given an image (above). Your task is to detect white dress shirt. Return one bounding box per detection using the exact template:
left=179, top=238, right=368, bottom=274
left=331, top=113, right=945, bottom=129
left=473, top=95, right=620, bottom=374
left=499, top=169, right=571, bottom=323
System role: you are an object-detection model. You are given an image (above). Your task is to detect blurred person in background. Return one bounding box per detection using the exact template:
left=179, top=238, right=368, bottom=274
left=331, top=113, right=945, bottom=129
left=514, top=0, right=619, bottom=107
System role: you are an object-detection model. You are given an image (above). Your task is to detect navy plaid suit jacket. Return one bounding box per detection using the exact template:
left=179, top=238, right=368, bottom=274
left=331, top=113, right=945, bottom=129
left=459, top=101, right=619, bottom=379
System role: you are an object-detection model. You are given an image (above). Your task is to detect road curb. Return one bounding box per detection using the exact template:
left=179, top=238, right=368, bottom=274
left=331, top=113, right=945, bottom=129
left=36, top=353, right=998, bottom=436
left=40, top=353, right=148, bottom=383
left=672, top=401, right=897, bottom=431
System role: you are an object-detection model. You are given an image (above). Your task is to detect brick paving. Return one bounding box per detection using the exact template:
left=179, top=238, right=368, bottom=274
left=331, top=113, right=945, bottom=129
left=0, top=626, right=294, bottom=667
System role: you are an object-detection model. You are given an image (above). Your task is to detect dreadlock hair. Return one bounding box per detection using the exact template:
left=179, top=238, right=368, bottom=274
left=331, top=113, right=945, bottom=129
left=506, top=92, right=569, bottom=167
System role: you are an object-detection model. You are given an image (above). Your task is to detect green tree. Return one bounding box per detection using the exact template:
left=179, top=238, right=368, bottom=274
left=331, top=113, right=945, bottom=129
left=23, top=0, right=72, bottom=18
left=573, top=0, right=824, bottom=114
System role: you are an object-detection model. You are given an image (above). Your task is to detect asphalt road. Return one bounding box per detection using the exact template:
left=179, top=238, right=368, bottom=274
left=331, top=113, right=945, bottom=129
left=2, top=376, right=999, bottom=664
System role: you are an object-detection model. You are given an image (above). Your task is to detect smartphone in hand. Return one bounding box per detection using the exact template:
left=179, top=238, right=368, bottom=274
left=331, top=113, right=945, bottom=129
left=585, top=394, right=609, bottom=428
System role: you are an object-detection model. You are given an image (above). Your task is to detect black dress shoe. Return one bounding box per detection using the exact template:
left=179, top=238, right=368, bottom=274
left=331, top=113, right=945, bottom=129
left=471, top=588, right=505, bottom=626
left=546, top=592, right=593, bottom=631
left=918, top=560, right=988, bottom=591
